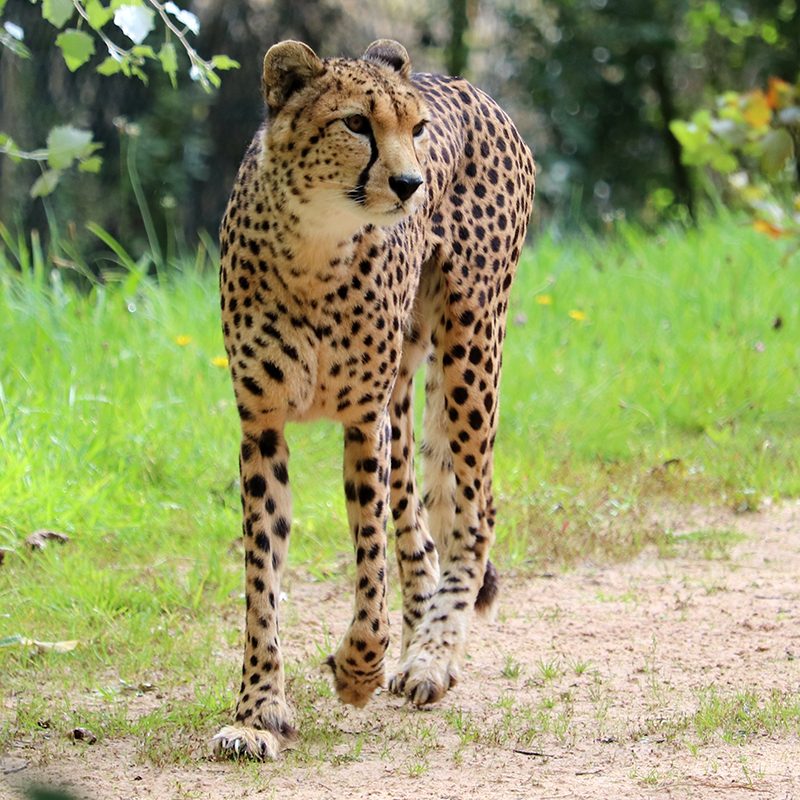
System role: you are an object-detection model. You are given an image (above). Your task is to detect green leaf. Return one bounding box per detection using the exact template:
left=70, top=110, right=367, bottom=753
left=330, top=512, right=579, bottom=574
left=30, top=169, right=62, bottom=197
left=760, top=128, right=794, bottom=175
left=0, top=0, right=7, bottom=14
left=46, top=125, right=94, bottom=169
left=190, top=63, right=219, bottom=91
left=709, top=151, right=738, bottom=174
left=690, top=109, right=713, bottom=129
left=211, top=54, right=240, bottom=71
left=650, top=187, right=675, bottom=210
left=55, top=28, right=96, bottom=71
left=84, top=0, right=113, bottom=30
left=113, top=4, right=155, bottom=44
left=42, top=0, right=74, bottom=28
left=0, top=132, right=23, bottom=162
left=670, top=120, right=708, bottom=155
left=79, top=155, right=103, bottom=173
left=131, top=44, right=155, bottom=59
left=96, top=55, right=122, bottom=75
left=158, top=41, right=178, bottom=87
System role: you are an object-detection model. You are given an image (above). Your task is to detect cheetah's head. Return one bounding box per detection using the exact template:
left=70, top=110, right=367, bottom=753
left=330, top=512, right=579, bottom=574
left=261, top=40, right=429, bottom=235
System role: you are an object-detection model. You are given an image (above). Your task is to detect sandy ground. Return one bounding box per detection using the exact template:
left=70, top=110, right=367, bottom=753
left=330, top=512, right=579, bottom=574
left=3, top=501, right=799, bottom=799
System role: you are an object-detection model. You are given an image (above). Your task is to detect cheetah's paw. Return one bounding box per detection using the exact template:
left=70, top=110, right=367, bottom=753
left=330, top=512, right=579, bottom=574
left=211, top=725, right=283, bottom=761
left=325, top=653, right=385, bottom=708
left=211, top=699, right=297, bottom=761
left=389, top=653, right=460, bottom=706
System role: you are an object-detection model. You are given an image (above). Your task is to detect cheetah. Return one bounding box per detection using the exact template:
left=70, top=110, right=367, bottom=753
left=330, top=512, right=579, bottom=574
left=212, top=39, right=535, bottom=759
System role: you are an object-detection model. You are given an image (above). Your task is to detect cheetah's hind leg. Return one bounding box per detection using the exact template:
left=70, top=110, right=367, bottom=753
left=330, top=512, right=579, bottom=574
left=390, top=266, right=506, bottom=706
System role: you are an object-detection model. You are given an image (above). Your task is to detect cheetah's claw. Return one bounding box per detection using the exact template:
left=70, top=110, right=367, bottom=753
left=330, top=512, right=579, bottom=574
left=211, top=725, right=283, bottom=761
left=389, top=658, right=459, bottom=706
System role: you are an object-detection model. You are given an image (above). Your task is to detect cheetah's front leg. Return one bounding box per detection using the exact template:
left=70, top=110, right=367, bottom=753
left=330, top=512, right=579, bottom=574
left=326, top=416, right=392, bottom=706
left=212, top=421, right=296, bottom=760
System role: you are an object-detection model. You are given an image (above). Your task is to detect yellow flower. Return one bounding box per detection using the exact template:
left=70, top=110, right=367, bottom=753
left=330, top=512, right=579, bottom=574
left=175, top=335, right=192, bottom=346
left=568, top=309, right=587, bottom=321
left=211, top=356, right=229, bottom=368
left=535, top=294, right=553, bottom=305
left=753, top=219, right=786, bottom=239
left=742, top=89, right=772, bottom=129
left=766, top=77, right=793, bottom=111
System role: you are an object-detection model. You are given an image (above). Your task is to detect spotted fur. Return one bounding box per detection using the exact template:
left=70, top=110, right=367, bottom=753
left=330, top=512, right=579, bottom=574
left=212, top=39, right=535, bottom=759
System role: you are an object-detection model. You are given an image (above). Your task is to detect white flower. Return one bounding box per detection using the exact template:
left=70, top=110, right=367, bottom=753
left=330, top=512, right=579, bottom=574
left=164, top=2, right=200, bottom=35
left=4, top=21, right=24, bottom=41
left=113, top=5, right=155, bottom=45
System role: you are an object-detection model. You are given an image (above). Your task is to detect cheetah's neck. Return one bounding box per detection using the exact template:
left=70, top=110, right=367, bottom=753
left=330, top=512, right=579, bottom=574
left=257, top=145, right=382, bottom=285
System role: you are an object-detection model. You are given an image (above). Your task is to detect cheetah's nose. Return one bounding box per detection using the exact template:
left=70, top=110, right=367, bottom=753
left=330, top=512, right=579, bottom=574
left=389, top=174, right=423, bottom=202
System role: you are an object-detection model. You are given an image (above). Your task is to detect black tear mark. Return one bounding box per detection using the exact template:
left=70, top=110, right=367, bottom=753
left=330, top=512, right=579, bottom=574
left=348, top=130, right=379, bottom=206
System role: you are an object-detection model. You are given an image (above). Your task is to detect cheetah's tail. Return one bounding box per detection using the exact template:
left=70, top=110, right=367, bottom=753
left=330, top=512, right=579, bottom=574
left=474, top=559, right=499, bottom=615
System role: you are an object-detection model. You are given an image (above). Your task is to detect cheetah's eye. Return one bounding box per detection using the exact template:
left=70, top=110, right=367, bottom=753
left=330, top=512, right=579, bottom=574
left=412, top=120, right=426, bottom=137
left=344, top=114, right=370, bottom=135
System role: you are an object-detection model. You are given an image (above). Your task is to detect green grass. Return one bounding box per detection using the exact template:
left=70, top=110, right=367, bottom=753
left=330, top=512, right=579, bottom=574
left=635, top=687, right=800, bottom=745
left=691, top=688, right=800, bottom=742
left=658, top=527, right=747, bottom=560
left=1, top=214, right=799, bottom=758
left=497, top=218, right=800, bottom=562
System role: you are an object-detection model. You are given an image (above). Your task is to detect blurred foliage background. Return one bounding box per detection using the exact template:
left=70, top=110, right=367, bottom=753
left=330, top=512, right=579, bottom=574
left=0, top=0, right=798, bottom=264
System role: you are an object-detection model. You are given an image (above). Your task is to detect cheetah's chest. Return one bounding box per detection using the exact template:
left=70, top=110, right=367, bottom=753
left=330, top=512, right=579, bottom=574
left=232, top=245, right=418, bottom=426
left=296, top=295, right=406, bottom=424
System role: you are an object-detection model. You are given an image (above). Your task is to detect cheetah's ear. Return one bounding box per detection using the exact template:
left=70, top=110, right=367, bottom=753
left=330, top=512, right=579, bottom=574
left=262, top=41, right=325, bottom=113
left=363, top=39, right=411, bottom=79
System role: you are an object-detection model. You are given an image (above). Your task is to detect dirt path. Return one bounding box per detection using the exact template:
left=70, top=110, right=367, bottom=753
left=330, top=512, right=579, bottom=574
left=3, top=502, right=799, bottom=799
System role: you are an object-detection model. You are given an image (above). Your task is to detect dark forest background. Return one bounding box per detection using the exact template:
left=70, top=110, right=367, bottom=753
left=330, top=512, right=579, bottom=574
left=1, top=0, right=798, bottom=261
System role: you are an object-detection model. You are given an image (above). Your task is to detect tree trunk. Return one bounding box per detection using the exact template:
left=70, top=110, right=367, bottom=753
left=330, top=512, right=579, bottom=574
left=446, top=0, right=469, bottom=77
left=651, top=48, right=695, bottom=220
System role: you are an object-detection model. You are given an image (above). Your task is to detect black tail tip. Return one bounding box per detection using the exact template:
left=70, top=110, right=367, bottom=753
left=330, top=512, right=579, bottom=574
left=474, top=559, right=499, bottom=614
